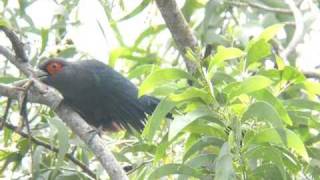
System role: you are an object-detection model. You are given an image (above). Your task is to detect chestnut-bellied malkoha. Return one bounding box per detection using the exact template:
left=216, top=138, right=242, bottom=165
left=38, top=59, right=160, bottom=132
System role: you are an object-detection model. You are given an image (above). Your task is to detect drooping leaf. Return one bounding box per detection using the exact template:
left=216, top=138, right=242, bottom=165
left=214, top=143, right=236, bottom=180
left=40, top=28, right=49, bottom=54
left=251, top=89, right=292, bottom=125
left=169, top=107, right=217, bottom=141
left=49, top=117, right=69, bottom=167
left=119, top=0, right=151, bottom=21
left=142, top=98, right=176, bottom=142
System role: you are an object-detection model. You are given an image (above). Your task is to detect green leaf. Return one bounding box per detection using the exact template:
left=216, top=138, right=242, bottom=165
left=303, top=80, right=320, bottom=96
left=208, top=46, right=244, bottom=78
left=148, top=164, right=202, bottom=179
left=248, top=128, right=308, bottom=159
left=49, top=117, right=69, bottom=167
left=284, top=99, right=320, bottom=111
left=128, top=64, right=158, bottom=79
left=32, top=146, right=44, bottom=177
left=183, top=137, right=224, bottom=161
left=281, top=66, right=305, bottom=82
left=169, top=108, right=217, bottom=141
left=224, top=76, right=273, bottom=99
left=119, top=0, right=151, bottom=21
left=247, top=39, right=272, bottom=65
left=109, top=47, right=132, bottom=67
left=251, top=89, right=292, bottom=125
left=142, top=98, right=176, bottom=141
left=40, top=28, right=49, bottom=54
left=259, top=24, right=284, bottom=41
left=0, top=18, right=11, bottom=28
left=179, top=154, right=216, bottom=180
left=170, top=87, right=212, bottom=104
left=134, top=25, right=166, bottom=47
left=139, top=68, right=194, bottom=96
left=57, top=47, right=76, bottom=58
left=242, top=101, right=283, bottom=128
left=209, top=46, right=245, bottom=69
left=214, top=143, right=236, bottom=180
left=245, top=145, right=286, bottom=179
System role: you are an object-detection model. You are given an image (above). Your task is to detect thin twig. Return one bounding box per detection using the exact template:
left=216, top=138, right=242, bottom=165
left=2, top=121, right=97, bottom=179
left=226, top=1, right=292, bottom=14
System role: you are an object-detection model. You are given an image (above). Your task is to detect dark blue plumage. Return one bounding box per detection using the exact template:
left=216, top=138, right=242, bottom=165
left=39, top=59, right=159, bottom=132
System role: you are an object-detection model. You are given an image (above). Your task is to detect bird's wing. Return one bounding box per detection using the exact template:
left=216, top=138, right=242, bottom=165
left=93, top=66, right=148, bottom=131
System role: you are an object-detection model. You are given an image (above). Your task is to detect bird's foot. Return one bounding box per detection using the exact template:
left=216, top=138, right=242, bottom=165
left=87, top=126, right=103, bottom=144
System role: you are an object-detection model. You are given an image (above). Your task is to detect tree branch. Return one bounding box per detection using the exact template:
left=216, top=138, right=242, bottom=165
left=281, top=0, right=304, bottom=60
left=155, top=0, right=199, bottom=74
left=0, top=27, right=128, bottom=180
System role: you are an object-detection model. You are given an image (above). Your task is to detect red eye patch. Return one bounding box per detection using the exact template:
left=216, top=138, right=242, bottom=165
left=46, top=62, right=63, bottom=75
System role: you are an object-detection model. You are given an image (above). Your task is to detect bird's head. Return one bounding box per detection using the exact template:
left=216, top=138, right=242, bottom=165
left=38, top=58, right=68, bottom=78
left=37, top=59, right=76, bottom=96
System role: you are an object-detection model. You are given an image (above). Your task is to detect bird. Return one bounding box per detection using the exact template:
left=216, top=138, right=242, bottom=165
left=38, top=58, right=160, bottom=132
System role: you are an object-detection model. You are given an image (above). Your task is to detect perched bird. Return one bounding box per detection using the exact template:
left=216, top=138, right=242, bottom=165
left=38, top=59, right=160, bottom=132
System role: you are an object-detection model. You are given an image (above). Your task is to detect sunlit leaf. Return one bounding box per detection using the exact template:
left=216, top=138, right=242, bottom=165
left=134, top=25, right=166, bottom=47
left=170, top=87, right=212, bottom=104
left=224, top=76, right=273, bottom=99
left=139, top=68, right=194, bottom=96
left=247, top=39, right=272, bottom=65
left=259, top=24, right=284, bottom=41
left=119, top=0, right=151, bottom=21
left=40, top=28, right=49, bottom=54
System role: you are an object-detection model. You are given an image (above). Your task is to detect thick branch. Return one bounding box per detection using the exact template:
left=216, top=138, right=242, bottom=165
left=155, top=0, right=199, bottom=74
left=0, top=28, right=128, bottom=180
left=3, top=121, right=96, bottom=179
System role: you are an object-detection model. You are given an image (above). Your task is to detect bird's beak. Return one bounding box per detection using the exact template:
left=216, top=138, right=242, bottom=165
left=35, top=70, right=48, bottom=80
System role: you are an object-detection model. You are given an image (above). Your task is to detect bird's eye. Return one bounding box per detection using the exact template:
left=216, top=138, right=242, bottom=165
left=46, top=62, right=63, bottom=75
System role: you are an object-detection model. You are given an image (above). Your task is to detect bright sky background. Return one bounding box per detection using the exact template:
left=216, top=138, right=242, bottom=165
left=9, top=0, right=320, bottom=71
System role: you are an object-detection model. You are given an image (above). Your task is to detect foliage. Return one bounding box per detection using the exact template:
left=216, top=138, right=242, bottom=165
left=0, top=0, right=319, bottom=179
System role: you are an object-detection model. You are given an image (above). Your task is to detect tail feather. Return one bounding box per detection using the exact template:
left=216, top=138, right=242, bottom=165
left=139, top=96, right=173, bottom=119
left=139, top=95, right=160, bottom=115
